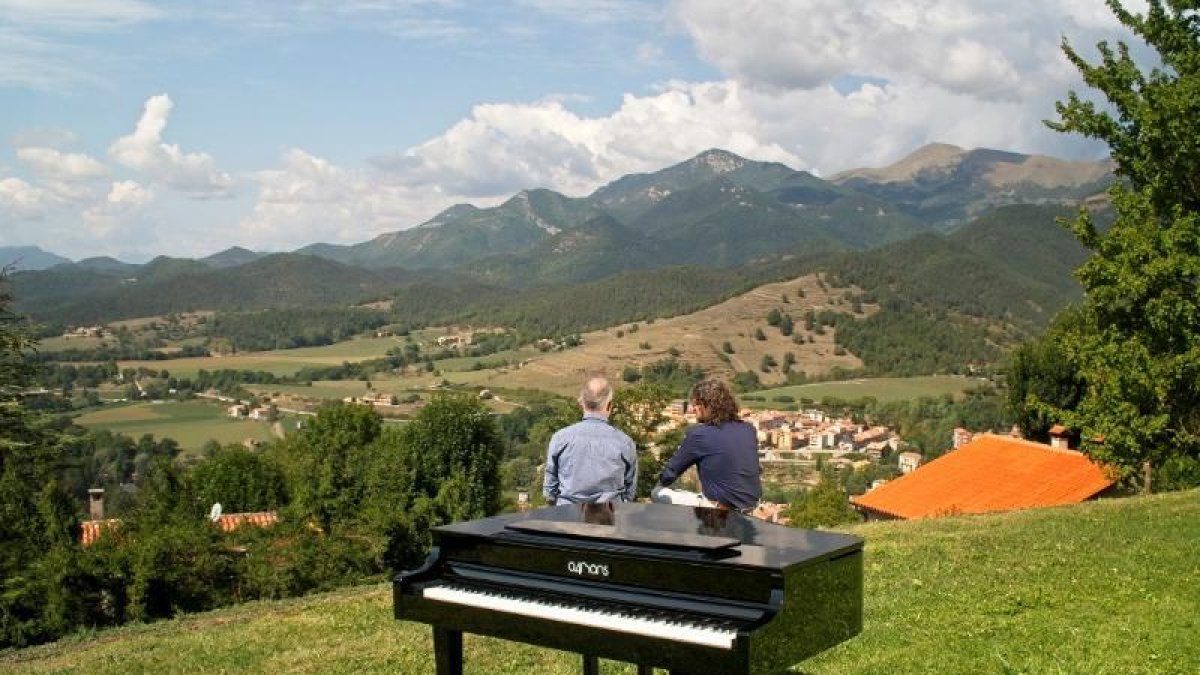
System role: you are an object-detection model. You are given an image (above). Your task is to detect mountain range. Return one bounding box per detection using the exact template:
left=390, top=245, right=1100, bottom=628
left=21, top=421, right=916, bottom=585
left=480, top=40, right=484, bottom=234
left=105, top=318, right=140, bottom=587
left=288, top=143, right=1108, bottom=275
left=8, top=143, right=1109, bottom=338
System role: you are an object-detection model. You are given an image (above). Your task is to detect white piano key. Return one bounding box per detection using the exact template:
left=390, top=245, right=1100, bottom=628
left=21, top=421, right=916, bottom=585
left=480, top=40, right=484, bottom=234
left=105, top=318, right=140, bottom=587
left=423, top=584, right=737, bottom=650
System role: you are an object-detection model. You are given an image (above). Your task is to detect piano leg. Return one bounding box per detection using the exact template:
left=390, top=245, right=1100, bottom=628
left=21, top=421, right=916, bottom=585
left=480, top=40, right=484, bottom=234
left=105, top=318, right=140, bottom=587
left=582, top=654, right=599, bottom=675
left=433, top=627, right=463, bottom=675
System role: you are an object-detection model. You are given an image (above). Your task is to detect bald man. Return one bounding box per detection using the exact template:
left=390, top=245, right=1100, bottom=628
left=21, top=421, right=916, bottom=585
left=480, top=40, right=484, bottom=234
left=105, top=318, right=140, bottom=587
left=543, top=375, right=638, bottom=505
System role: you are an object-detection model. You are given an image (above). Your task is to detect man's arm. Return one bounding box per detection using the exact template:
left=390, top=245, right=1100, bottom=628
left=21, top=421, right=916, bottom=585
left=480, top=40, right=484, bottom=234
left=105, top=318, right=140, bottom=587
left=543, top=432, right=563, bottom=503
left=659, top=429, right=702, bottom=487
left=622, top=438, right=638, bottom=500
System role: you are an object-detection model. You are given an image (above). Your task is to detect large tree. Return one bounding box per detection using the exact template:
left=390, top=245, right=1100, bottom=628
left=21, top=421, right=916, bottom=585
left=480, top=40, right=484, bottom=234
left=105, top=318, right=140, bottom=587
left=1041, top=0, right=1200, bottom=490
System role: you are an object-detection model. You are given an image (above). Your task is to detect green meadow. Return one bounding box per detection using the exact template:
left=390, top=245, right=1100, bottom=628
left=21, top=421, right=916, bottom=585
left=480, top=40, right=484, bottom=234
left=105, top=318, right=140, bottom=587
left=74, top=400, right=280, bottom=450
left=4, top=490, right=1196, bottom=674
left=746, top=376, right=984, bottom=406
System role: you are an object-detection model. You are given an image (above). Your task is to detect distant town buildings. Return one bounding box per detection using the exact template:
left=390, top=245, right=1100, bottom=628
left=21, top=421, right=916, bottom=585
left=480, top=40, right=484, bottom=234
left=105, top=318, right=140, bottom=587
left=62, top=325, right=108, bottom=339
left=343, top=392, right=399, bottom=407
left=897, top=451, right=922, bottom=474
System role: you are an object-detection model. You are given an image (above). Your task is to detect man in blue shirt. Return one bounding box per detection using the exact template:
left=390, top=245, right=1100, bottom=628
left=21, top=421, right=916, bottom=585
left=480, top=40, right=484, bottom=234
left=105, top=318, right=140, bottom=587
left=543, top=375, right=638, bottom=505
left=656, top=379, right=761, bottom=513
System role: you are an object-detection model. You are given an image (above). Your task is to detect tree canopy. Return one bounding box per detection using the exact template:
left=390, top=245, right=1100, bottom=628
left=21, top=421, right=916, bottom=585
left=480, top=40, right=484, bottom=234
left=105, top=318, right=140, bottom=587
left=1036, top=0, right=1200, bottom=489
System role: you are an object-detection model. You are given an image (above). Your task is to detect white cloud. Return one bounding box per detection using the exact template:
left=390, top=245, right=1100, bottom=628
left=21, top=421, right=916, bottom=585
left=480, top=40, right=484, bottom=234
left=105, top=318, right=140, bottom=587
left=671, top=0, right=1142, bottom=102
left=0, top=176, right=55, bottom=218
left=241, top=148, right=466, bottom=249
left=0, top=0, right=162, bottom=31
left=16, top=146, right=110, bottom=200
left=82, top=179, right=154, bottom=235
left=109, top=94, right=235, bottom=198
left=375, top=82, right=801, bottom=198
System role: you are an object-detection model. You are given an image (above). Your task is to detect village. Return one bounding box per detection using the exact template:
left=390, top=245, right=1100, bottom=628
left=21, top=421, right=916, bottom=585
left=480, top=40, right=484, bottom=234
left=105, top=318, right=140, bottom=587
left=659, top=400, right=921, bottom=488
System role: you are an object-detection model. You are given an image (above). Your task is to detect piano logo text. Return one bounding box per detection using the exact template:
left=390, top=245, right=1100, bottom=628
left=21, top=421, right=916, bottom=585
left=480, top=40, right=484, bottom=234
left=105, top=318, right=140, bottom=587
left=567, top=561, right=609, bottom=577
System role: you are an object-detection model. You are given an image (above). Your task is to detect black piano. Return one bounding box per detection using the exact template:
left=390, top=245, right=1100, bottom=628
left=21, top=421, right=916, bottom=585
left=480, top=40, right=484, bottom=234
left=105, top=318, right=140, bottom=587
left=394, top=502, right=863, bottom=675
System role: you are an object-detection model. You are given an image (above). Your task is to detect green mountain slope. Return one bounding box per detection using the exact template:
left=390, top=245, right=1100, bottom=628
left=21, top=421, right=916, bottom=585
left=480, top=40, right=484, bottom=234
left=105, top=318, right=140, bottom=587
left=13, top=254, right=474, bottom=323
left=463, top=214, right=659, bottom=286
left=829, top=204, right=1085, bottom=331
left=304, top=189, right=607, bottom=269
left=0, top=245, right=71, bottom=271
left=199, top=247, right=264, bottom=268
left=4, top=490, right=1195, bottom=674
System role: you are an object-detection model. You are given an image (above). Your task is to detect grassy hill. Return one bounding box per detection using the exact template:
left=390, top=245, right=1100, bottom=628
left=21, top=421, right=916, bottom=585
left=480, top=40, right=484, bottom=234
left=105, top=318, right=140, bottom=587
left=469, top=273, right=872, bottom=394
left=4, top=490, right=1195, bottom=674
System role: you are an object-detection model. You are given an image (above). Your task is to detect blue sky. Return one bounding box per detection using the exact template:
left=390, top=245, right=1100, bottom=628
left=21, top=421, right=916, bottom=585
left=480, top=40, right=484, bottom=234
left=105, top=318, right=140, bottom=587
left=0, top=1, right=1142, bottom=261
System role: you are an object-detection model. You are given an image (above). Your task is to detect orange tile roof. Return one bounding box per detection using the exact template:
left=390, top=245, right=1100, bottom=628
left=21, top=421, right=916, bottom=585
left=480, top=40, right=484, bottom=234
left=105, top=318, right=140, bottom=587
left=214, top=511, right=279, bottom=532
left=80, top=512, right=279, bottom=546
left=80, top=519, right=120, bottom=546
left=851, top=434, right=1114, bottom=519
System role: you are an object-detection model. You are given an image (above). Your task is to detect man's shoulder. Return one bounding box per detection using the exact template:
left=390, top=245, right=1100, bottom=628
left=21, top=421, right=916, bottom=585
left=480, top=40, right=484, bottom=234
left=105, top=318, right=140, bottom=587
left=549, top=420, right=583, bottom=442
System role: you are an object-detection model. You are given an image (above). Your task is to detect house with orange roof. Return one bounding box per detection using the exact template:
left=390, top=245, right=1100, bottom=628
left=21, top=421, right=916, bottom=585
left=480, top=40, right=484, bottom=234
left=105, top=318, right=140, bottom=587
left=851, top=433, right=1115, bottom=520
left=213, top=511, right=279, bottom=532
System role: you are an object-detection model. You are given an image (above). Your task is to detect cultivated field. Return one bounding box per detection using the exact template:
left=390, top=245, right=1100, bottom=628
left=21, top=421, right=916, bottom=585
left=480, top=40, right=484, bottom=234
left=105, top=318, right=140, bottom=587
left=746, top=376, right=986, bottom=406
left=74, top=400, right=280, bottom=450
left=117, top=336, right=414, bottom=379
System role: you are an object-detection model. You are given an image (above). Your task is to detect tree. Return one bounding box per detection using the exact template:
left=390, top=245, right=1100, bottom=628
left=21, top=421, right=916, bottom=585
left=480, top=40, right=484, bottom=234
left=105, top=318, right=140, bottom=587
left=190, top=446, right=287, bottom=513
left=1007, top=312, right=1087, bottom=442
left=779, top=313, right=794, bottom=336
left=371, top=394, right=505, bottom=568
left=610, top=383, right=674, bottom=498
left=783, top=476, right=859, bottom=529
left=1042, top=0, right=1200, bottom=490
left=284, top=402, right=383, bottom=531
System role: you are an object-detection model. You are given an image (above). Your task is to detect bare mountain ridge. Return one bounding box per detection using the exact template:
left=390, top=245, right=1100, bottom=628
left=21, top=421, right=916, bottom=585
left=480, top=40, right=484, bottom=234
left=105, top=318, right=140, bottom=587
left=832, top=142, right=1113, bottom=188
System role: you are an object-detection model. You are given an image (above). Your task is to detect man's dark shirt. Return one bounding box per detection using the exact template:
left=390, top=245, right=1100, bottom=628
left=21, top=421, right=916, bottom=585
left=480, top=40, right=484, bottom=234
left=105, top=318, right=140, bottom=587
left=659, top=420, right=762, bottom=509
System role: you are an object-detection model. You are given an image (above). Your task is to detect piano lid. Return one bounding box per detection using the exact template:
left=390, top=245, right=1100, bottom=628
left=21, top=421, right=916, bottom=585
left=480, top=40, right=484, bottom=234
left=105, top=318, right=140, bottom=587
left=435, top=502, right=862, bottom=571
left=505, top=519, right=741, bottom=551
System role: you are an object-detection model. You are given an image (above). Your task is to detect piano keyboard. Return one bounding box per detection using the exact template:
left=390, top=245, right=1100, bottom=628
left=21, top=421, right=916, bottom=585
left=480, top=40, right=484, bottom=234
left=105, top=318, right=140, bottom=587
left=423, top=583, right=739, bottom=649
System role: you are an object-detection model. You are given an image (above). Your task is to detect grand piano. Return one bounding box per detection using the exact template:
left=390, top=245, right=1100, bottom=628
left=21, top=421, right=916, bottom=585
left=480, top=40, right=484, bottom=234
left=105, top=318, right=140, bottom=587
left=394, top=502, right=863, bottom=674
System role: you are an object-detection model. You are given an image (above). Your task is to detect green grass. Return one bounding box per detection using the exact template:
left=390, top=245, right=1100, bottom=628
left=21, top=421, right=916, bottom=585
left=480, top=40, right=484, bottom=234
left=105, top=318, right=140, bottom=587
left=746, top=376, right=984, bottom=406
left=73, top=400, right=277, bottom=450
left=3, top=490, right=1196, bottom=674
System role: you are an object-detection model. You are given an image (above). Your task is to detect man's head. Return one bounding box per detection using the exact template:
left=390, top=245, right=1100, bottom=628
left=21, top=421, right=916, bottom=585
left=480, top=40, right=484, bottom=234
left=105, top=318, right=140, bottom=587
left=689, top=379, right=740, bottom=425
left=578, top=375, right=613, bottom=415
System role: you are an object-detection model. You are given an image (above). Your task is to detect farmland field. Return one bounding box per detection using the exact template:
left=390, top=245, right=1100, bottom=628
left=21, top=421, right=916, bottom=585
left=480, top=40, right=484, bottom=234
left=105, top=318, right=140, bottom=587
left=74, top=400, right=279, bottom=450
left=745, top=376, right=985, bottom=406
left=117, top=336, right=412, bottom=379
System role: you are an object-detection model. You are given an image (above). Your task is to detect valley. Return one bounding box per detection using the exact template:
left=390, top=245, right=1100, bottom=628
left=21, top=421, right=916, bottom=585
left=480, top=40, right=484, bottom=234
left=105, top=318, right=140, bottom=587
left=10, top=143, right=1106, bottom=461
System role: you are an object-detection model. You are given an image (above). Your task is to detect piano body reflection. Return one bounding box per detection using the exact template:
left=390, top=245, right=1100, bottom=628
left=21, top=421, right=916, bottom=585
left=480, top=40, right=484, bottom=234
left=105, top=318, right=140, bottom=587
left=394, top=502, right=862, bottom=675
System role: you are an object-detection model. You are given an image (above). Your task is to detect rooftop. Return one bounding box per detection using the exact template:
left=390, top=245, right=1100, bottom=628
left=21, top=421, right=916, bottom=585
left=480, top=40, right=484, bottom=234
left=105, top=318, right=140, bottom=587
left=851, top=433, right=1114, bottom=519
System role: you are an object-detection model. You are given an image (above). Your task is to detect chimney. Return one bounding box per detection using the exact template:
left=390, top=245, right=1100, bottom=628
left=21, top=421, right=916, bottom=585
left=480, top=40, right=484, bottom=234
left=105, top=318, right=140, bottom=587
left=1048, top=425, right=1070, bottom=450
left=952, top=427, right=973, bottom=449
left=88, top=488, right=105, bottom=521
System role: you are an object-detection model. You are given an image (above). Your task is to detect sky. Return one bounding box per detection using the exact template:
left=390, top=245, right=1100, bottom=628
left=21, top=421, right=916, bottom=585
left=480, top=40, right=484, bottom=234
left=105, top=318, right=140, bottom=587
left=0, top=0, right=1150, bottom=262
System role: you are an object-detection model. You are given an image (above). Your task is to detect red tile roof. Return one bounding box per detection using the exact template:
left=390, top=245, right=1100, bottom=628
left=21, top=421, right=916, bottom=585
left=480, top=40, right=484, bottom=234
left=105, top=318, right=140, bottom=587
left=851, top=434, right=1114, bottom=519
left=80, top=512, right=279, bottom=546
left=214, top=511, right=279, bottom=532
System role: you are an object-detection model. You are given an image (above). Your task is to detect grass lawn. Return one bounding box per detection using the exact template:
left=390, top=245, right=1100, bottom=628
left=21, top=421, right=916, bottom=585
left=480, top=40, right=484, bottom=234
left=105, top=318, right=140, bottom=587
left=746, top=376, right=986, bottom=406
left=73, top=400, right=276, bottom=450
left=3, top=490, right=1196, bottom=674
